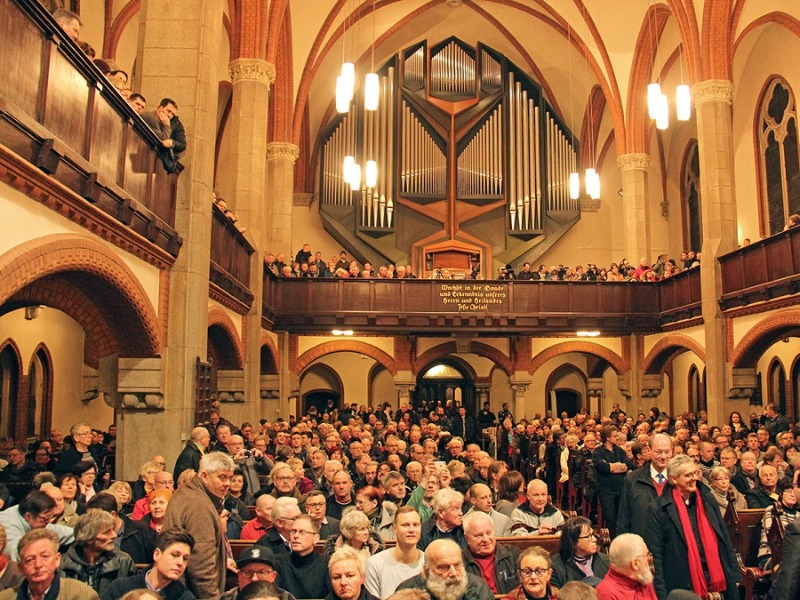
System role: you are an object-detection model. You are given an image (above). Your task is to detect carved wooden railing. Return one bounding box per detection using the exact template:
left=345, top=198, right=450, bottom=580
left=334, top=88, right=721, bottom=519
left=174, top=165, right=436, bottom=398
left=0, top=0, right=181, bottom=257
left=719, top=226, right=800, bottom=310
left=210, top=205, right=254, bottom=309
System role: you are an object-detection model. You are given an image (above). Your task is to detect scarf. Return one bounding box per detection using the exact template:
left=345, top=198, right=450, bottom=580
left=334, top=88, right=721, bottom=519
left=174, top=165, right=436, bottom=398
left=672, top=488, right=726, bottom=595
left=573, top=554, right=593, bottom=577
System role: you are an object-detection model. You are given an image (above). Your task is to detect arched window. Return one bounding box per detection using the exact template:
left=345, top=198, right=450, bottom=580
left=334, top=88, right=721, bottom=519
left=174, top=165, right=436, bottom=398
left=688, top=365, right=703, bottom=414
left=27, top=348, right=52, bottom=438
left=683, top=140, right=702, bottom=252
left=768, top=358, right=787, bottom=416
left=0, top=344, right=21, bottom=438
left=758, top=79, right=800, bottom=235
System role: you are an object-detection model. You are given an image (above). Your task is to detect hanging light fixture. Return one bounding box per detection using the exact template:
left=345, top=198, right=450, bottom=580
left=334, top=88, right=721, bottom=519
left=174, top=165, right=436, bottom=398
left=655, top=93, right=669, bottom=130
left=566, top=0, right=580, bottom=200
left=335, top=2, right=354, bottom=111
left=645, top=0, right=662, bottom=120
left=336, top=76, right=351, bottom=113
left=676, top=84, right=691, bottom=121
left=365, top=159, right=378, bottom=188
left=349, top=163, right=362, bottom=191
left=582, top=0, right=600, bottom=200
left=364, top=0, right=379, bottom=111
left=343, top=155, right=355, bottom=183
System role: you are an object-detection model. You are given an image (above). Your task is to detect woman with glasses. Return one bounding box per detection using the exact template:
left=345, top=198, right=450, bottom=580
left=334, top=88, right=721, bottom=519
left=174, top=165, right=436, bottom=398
left=324, top=507, right=383, bottom=557
left=551, top=517, right=609, bottom=588
left=708, top=466, right=747, bottom=515
left=644, top=455, right=740, bottom=599
left=502, top=546, right=556, bottom=600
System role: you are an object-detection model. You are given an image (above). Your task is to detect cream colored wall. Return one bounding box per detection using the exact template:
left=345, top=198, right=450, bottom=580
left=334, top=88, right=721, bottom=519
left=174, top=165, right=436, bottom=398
left=527, top=352, right=588, bottom=419
left=0, top=308, right=113, bottom=435
left=302, top=352, right=376, bottom=406
left=296, top=335, right=393, bottom=356
left=291, top=202, right=353, bottom=265
left=490, top=367, right=512, bottom=415
left=370, top=367, right=396, bottom=407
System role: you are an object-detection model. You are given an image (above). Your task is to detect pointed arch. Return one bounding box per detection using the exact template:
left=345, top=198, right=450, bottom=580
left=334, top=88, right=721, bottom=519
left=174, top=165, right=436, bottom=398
left=731, top=310, right=800, bottom=368
left=207, top=307, right=244, bottom=370
left=259, top=333, right=280, bottom=374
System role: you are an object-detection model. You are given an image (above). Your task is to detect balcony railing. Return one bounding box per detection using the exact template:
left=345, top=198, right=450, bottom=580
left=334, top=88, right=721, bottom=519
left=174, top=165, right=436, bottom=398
left=210, top=205, right=254, bottom=309
left=719, top=226, right=800, bottom=309
left=0, top=0, right=181, bottom=256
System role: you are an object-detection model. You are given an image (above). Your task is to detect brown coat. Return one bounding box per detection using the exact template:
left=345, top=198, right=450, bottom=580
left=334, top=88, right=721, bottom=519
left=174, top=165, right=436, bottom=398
left=164, top=474, right=226, bottom=599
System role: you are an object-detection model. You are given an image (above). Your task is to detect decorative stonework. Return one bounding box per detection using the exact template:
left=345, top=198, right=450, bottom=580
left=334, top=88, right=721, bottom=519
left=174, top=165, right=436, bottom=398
left=693, top=80, right=734, bottom=106
left=228, top=58, right=276, bottom=86
left=293, top=193, right=314, bottom=207
left=581, top=198, right=601, bottom=212
left=616, top=153, right=652, bottom=171
left=266, top=143, right=300, bottom=163
left=121, top=393, right=164, bottom=410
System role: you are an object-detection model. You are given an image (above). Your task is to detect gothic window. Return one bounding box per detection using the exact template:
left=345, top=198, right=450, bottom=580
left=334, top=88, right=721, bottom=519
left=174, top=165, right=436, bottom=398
left=768, top=358, right=787, bottom=416
left=0, top=345, right=20, bottom=438
left=27, top=348, right=52, bottom=438
left=683, top=141, right=702, bottom=252
left=758, top=79, right=800, bottom=235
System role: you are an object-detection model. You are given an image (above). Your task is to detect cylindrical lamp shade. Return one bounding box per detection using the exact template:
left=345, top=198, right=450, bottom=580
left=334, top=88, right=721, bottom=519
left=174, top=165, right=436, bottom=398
left=364, top=73, right=380, bottom=111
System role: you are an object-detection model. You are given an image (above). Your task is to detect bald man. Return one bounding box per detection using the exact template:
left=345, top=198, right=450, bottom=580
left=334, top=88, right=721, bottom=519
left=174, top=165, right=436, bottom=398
left=509, top=479, right=564, bottom=536
left=174, top=427, right=210, bottom=481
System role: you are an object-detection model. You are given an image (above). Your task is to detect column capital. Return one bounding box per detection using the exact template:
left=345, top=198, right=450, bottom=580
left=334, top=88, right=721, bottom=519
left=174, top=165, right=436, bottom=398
left=229, top=58, right=276, bottom=86
left=616, top=153, right=652, bottom=171
left=267, top=142, right=300, bottom=163
left=692, top=80, right=734, bottom=106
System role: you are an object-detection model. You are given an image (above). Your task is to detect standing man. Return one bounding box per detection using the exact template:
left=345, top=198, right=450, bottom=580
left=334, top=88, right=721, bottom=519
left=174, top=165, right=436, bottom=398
left=54, top=423, right=97, bottom=475
left=164, top=452, right=234, bottom=599
left=592, top=426, right=630, bottom=538
left=617, top=433, right=672, bottom=537
left=174, top=427, right=210, bottom=481
left=595, top=534, right=657, bottom=600
left=52, top=8, right=81, bottom=41
left=451, top=407, right=478, bottom=445
left=365, top=507, right=424, bottom=598
left=0, top=529, right=97, bottom=600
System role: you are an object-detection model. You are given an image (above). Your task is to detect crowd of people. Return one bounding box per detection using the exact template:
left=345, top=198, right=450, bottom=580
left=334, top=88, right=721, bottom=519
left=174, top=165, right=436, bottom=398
left=265, top=245, right=706, bottom=283
left=0, top=400, right=797, bottom=599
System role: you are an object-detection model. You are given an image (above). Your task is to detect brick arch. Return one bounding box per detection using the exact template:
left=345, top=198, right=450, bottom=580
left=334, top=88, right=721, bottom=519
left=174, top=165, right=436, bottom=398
left=700, top=0, right=734, bottom=81
left=734, top=13, right=800, bottom=57
left=469, top=342, right=514, bottom=377
left=414, top=348, right=479, bottom=383
left=104, top=0, right=140, bottom=60
left=528, top=342, right=626, bottom=375
left=0, top=235, right=161, bottom=362
left=207, top=307, right=244, bottom=370
left=293, top=341, right=397, bottom=376
left=642, top=334, right=706, bottom=375
left=259, top=333, right=280, bottom=374
left=731, top=310, right=800, bottom=369
left=269, top=5, right=294, bottom=141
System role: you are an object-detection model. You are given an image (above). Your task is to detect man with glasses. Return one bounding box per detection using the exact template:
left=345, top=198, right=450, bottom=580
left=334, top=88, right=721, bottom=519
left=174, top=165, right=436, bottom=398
left=221, top=546, right=296, bottom=600
left=55, top=422, right=98, bottom=475
left=0, top=490, right=74, bottom=561
left=270, top=463, right=306, bottom=507
left=256, top=497, right=299, bottom=554
left=274, top=514, right=332, bottom=599
left=131, top=470, right=174, bottom=520
left=303, top=490, right=340, bottom=540
left=596, top=533, right=656, bottom=600
left=396, top=538, right=493, bottom=600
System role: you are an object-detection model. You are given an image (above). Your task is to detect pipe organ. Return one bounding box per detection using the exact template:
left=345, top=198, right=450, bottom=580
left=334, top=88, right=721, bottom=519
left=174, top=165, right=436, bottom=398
left=318, top=38, right=580, bottom=265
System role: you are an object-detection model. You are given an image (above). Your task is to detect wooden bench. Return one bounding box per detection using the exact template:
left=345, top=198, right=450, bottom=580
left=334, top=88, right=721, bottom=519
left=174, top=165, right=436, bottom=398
left=724, top=503, right=767, bottom=600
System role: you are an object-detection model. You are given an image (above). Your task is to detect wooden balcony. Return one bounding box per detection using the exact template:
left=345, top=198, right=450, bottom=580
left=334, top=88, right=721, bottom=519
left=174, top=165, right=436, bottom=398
left=719, top=226, right=800, bottom=310
left=0, top=0, right=181, bottom=257
left=210, top=205, right=254, bottom=310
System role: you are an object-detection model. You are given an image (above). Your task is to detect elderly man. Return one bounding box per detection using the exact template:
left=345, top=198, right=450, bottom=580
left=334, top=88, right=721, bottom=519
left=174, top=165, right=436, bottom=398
left=617, top=433, right=673, bottom=537
left=164, top=451, right=234, bottom=599
left=59, top=509, right=135, bottom=596
left=745, top=464, right=779, bottom=508
left=174, top=427, right=210, bottom=481
left=102, top=528, right=196, bottom=600
left=328, top=470, right=356, bottom=520
left=274, top=514, right=331, bottom=599
left=462, top=511, right=519, bottom=594
left=304, top=490, right=340, bottom=540
left=241, top=494, right=276, bottom=541
left=418, top=488, right=466, bottom=551
left=509, top=479, right=564, bottom=536
left=396, top=539, right=493, bottom=600
left=86, top=492, right=157, bottom=566
left=595, top=533, right=657, bottom=600
left=366, top=507, right=424, bottom=598
left=0, top=491, right=74, bottom=561
left=52, top=8, right=81, bottom=41
left=220, top=546, right=294, bottom=600
left=256, top=497, right=300, bottom=554
left=465, top=484, right=510, bottom=537
left=0, top=529, right=97, bottom=600
left=54, top=423, right=97, bottom=475
left=270, top=463, right=306, bottom=507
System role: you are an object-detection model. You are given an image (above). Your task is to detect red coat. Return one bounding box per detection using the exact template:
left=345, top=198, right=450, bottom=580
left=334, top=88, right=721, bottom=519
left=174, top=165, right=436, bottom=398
left=596, top=567, right=657, bottom=600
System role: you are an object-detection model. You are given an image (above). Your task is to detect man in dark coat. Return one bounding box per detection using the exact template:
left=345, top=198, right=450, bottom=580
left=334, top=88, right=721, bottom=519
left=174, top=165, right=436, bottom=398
left=86, top=493, right=157, bottom=565
left=173, top=426, right=210, bottom=481
left=462, top=511, right=519, bottom=595
left=140, top=98, right=187, bottom=173
left=617, top=433, right=673, bottom=537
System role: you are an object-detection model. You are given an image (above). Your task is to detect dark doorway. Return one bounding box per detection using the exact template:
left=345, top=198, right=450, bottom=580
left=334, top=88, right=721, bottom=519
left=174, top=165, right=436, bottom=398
left=0, top=345, right=21, bottom=439
left=304, top=390, right=340, bottom=415
left=414, top=362, right=475, bottom=416
left=555, top=389, right=580, bottom=418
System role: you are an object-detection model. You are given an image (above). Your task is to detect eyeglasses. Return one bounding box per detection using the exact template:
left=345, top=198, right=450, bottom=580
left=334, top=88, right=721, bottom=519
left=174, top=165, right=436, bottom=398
left=275, top=476, right=295, bottom=482
left=240, top=568, right=273, bottom=579
left=578, top=533, right=597, bottom=540
left=305, top=502, right=326, bottom=509
left=289, top=530, right=316, bottom=537
left=519, top=567, right=550, bottom=579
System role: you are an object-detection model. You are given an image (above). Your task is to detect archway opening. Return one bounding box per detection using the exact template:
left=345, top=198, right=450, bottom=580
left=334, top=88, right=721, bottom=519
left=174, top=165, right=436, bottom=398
left=0, top=344, right=21, bottom=439
left=415, top=360, right=475, bottom=416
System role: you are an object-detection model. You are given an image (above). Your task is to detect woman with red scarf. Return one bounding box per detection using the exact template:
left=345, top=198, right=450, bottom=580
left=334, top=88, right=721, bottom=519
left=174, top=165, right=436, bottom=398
left=644, top=454, right=741, bottom=599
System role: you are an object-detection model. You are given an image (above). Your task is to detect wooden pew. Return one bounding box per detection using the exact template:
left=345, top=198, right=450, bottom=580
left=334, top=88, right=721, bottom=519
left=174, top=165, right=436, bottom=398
left=723, top=502, right=767, bottom=600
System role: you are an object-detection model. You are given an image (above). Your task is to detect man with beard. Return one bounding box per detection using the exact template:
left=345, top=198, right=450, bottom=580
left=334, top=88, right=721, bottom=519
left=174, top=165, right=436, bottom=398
left=396, top=539, right=494, bottom=600
left=595, top=534, right=657, bottom=600
left=461, top=512, right=519, bottom=595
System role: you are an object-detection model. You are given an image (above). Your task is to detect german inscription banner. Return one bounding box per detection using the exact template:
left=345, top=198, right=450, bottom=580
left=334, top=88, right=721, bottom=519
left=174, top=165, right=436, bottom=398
left=436, top=283, right=509, bottom=312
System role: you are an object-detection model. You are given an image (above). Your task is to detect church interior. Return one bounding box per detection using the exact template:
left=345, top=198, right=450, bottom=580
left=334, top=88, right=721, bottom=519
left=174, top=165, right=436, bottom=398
left=0, top=0, right=800, bottom=480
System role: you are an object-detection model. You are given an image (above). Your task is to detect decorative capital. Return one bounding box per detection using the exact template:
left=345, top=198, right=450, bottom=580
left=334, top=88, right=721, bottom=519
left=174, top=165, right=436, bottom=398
left=267, top=142, right=300, bottom=163
left=396, top=384, right=416, bottom=397
left=616, top=153, right=652, bottom=171
left=510, top=384, right=529, bottom=396
left=293, top=192, right=314, bottom=207
left=121, top=393, right=164, bottom=410
left=228, top=58, right=276, bottom=86
left=581, top=197, right=601, bottom=212
left=692, top=80, right=734, bottom=106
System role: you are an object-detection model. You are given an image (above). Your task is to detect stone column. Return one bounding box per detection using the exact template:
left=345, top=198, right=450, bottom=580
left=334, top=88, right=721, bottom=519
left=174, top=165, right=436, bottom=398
left=475, top=384, right=490, bottom=407
left=227, top=58, right=275, bottom=426
left=266, top=143, right=300, bottom=257
left=694, top=80, right=738, bottom=427
left=395, top=384, right=416, bottom=407
left=587, top=377, right=604, bottom=416
left=509, top=375, right=531, bottom=420
left=121, top=0, right=223, bottom=479
left=617, top=154, right=652, bottom=262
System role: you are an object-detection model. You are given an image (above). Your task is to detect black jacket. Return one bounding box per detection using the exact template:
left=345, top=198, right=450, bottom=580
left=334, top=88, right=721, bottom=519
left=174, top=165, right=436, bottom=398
left=592, top=445, right=631, bottom=494
left=418, top=518, right=467, bottom=551
left=772, top=517, right=800, bottom=599
left=617, top=463, right=669, bottom=537
left=550, top=552, right=610, bottom=588
left=100, top=571, right=194, bottom=600
left=745, top=486, right=777, bottom=509
left=60, top=546, right=136, bottom=596
left=463, top=542, right=520, bottom=594
left=118, top=515, right=157, bottom=565
left=173, top=441, right=203, bottom=481
left=644, top=485, right=741, bottom=600
left=256, top=526, right=292, bottom=555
